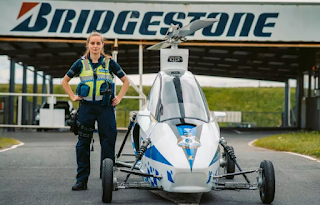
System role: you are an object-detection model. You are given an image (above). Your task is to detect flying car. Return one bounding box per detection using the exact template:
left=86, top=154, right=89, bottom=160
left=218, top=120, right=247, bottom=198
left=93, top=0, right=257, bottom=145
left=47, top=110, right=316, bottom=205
left=101, top=19, right=276, bottom=204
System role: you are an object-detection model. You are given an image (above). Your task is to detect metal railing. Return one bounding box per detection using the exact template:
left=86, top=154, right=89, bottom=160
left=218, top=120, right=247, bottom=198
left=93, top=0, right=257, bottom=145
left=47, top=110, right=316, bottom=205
left=0, top=80, right=147, bottom=129
left=218, top=111, right=283, bottom=127
left=0, top=92, right=146, bottom=129
left=242, top=111, right=283, bottom=127
left=0, top=93, right=69, bottom=128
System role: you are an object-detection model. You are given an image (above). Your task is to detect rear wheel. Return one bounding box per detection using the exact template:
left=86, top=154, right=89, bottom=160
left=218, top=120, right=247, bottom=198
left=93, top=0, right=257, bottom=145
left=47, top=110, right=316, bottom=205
left=102, top=158, right=113, bottom=203
left=259, top=160, right=275, bottom=204
left=224, top=146, right=235, bottom=179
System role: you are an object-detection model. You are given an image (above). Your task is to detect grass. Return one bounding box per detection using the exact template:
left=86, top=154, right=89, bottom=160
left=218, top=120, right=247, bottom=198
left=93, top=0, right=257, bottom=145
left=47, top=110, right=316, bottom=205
left=0, top=137, right=20, bottom=149
left=253, top=131, right=320, bottom=159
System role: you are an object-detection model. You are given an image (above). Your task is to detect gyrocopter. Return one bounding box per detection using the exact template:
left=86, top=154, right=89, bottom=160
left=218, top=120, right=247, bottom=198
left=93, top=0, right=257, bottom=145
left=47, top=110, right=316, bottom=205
left=101, top=19, right=276, bottom=204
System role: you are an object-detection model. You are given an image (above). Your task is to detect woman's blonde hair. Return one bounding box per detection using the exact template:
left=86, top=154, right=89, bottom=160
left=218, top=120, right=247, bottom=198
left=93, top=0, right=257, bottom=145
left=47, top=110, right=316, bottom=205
left=83, top=31, right=107, bottom=58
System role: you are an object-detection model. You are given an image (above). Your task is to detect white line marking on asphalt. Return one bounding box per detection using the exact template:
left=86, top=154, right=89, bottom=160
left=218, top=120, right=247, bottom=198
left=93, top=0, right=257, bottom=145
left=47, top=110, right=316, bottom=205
left=0, top=142, right=24, bottom=153
left=248, top=139, right=257, bottom=147
left=248, top=139, right=320, bottom=163
left=284, top=152, right=320, bottom=163
left=233, top=130, right=242, bottom=134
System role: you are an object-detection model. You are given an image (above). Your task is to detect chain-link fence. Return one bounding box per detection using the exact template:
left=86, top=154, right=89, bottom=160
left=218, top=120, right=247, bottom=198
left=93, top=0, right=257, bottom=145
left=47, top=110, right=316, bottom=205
left=240, top=112, right=283, bottom=127
left=116, top=109, right=284, bottom=128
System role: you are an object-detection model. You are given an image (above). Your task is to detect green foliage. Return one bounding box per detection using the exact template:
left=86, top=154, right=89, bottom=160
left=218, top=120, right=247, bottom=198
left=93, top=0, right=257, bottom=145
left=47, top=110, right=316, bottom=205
left=202, top=87, right=296, bottom=127
left=0, top=83, right=295, bottom=127
left=115, top=86, right=151, bottom=127
left=202, top=87, right=296, bottom=112
left=254, top=131, right=320, bottom=159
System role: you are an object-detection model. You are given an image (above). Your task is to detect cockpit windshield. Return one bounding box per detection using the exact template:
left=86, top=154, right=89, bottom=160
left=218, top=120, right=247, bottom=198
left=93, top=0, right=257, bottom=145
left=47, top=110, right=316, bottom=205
left=158, top=70, right=210, bottom=122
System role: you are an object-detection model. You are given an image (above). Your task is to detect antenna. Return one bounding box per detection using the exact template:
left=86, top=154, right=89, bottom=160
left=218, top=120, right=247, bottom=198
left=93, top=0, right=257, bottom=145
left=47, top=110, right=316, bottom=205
left=147, top=19, right=218, bottom=50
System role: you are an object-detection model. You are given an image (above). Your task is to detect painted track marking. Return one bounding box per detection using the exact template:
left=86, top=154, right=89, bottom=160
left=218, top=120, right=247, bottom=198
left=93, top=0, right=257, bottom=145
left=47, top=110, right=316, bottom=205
left=0, top=142, right=24, bottom=153
left=233, top=130, right=242, bottom=134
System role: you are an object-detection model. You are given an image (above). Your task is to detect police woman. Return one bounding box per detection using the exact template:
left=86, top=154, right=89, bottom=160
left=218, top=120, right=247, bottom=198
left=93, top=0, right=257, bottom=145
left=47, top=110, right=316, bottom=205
left=62, top=31, right=129, bottom=190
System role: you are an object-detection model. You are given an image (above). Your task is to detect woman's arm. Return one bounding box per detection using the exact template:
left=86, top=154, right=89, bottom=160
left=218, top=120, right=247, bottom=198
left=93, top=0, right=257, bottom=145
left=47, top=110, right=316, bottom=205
left=112, top=75, right=129, bottom=106
left=62, top=75, right=83, bottom=102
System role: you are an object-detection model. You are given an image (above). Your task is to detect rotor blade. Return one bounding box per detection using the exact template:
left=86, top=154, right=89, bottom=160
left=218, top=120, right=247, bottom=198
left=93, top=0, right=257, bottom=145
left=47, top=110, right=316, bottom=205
left=147, top=41, right=171, bottom=50
left=168, top=19, right=218, bottom=38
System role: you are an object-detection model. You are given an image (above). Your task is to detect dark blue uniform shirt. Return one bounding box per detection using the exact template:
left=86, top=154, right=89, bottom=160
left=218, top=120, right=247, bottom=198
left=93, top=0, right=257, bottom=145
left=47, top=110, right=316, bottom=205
left=66, top=55, right=125, bottom=79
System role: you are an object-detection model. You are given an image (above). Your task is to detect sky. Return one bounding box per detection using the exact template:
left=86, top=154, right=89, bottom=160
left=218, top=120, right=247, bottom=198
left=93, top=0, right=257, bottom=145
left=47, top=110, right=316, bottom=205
left=0, top=55, right=295, bottom=89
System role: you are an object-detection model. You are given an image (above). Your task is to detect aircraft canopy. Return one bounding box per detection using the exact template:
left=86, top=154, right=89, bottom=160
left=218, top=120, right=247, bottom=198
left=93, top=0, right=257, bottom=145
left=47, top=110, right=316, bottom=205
left=159, top=70, right=210, bottom=123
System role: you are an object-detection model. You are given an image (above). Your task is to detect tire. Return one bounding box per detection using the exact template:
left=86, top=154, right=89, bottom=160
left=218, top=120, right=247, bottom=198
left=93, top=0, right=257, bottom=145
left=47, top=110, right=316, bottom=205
left=259, top=160, right=275, bottom=204
left=132, top=123, right=140, bottom=152
left=102, top=158, right=113, bottom=203
left=224, top=146, right=235, bottom=179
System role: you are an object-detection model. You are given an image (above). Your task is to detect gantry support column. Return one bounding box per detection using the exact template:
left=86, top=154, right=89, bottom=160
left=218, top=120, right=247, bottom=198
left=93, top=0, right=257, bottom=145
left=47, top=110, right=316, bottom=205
left=308, top=70, right=312, bottom=97
left=112, top=39, right=118, bottom=98
left=42, top=74, right=46, bottom=104
left=284, top=80, right=290, bottom=127
left=22, top=64, right=27, bottom=125
left=49, top=76, right=53, bottom=94
left=296, top=74, right=303, bottom=128
left=33, top=69, right=38, bottom=123
left=8, top=59, right=15, bottom=131
left=318, top=65, right=320, bottom=90
left=139, top=44, right=143, bottom=110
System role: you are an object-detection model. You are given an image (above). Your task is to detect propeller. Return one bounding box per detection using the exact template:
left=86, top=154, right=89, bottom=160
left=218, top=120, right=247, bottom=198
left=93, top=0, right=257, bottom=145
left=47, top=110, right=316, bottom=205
left=147, top=19, right=218, bottom=50
left=146, top=41, right=172, bottom=50
left=167, top=19, right=218, bottom=39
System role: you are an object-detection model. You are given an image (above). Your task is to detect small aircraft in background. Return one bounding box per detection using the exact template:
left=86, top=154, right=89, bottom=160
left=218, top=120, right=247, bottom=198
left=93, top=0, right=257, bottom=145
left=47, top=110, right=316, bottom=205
left=101, top=19, right=276, bottom=204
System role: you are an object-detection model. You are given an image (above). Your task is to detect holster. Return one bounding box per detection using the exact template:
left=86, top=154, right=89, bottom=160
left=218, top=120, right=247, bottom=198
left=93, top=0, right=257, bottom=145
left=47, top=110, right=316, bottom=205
left=69, top=109, right=79, bottom=135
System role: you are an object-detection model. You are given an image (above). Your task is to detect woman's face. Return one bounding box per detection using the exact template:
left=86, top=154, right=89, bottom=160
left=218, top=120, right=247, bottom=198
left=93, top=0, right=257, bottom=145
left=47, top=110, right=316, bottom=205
left=88, top=36, right=103, bottom=55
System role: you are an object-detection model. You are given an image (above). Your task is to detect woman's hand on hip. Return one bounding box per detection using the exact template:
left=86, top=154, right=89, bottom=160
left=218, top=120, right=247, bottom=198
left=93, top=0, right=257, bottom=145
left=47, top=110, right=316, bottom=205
left=72, top=95, right=83, bottom=102
left=112, top=96, right=121, bottom=106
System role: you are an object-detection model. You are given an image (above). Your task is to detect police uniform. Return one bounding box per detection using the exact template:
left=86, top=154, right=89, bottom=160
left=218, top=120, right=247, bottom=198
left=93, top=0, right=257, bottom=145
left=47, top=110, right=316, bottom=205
left=66, top=55, right=125, bottom=187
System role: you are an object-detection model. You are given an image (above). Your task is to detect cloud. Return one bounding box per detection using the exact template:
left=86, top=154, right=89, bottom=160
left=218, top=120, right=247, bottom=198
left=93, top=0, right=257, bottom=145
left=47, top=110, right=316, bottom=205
left=0, top=56, right=49, bottom=85
left=0, top=56, right=10, bottom=83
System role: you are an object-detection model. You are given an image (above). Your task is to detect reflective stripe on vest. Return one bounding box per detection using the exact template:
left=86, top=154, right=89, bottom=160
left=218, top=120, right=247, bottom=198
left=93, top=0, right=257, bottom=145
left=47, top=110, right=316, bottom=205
left=80, top=76, right=94, bottom=82
left=83, top=95, right=103, bottom=101
left=79, top=58, right=113, bottom=101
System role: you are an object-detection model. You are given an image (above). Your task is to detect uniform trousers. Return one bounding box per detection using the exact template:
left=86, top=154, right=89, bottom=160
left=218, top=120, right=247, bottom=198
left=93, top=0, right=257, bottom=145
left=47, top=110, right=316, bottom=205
left=75, top=101, right=117, bottom=183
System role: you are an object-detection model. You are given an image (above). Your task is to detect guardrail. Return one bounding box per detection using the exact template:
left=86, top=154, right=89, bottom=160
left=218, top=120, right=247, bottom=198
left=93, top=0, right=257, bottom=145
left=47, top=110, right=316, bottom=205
left=0, top=91, right=146, bottom=130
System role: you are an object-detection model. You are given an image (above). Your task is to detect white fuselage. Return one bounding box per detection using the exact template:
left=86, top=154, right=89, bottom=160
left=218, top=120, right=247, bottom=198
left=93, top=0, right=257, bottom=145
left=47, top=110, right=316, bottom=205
left=132, top=111, right=222, bottom=193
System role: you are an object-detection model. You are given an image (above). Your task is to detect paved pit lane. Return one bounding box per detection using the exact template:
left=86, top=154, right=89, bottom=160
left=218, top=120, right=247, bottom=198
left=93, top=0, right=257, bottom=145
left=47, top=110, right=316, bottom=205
left=0, top=130, right=319, bottom=205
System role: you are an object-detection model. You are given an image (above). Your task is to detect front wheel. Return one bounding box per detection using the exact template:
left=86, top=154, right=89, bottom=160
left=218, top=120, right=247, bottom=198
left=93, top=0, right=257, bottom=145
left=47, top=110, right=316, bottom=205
left=102, top=158, right=113, bottom=203
left=259, top=160, right=275, bottom=204
left=224, top=146, right=235, bottom=179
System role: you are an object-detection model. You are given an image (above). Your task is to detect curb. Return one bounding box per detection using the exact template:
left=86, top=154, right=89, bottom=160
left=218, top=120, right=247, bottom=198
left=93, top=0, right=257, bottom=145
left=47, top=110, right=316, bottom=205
left=0, top=142, right=25, bottom=153
left=248, top=139, right=320, bottom=163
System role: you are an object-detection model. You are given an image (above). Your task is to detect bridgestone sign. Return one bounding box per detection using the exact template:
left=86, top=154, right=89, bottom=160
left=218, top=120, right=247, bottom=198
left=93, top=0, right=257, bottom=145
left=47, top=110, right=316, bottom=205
left=0, top=0, right=320, bottom=42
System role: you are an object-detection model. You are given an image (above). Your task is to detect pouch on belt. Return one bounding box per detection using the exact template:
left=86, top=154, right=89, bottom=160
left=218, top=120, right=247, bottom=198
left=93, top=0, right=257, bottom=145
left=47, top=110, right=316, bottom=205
left=76, top=83, right=90, bottom=97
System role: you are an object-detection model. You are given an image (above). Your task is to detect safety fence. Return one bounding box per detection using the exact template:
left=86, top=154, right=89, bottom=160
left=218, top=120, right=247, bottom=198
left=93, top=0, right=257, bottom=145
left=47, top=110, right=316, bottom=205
left=0, top=92, right=146, bottom=131
left=0, top=93, right=285, bottom=130
left=223, top=112, right=283, bottom=128
left=116, top=110, right=284, bottom=128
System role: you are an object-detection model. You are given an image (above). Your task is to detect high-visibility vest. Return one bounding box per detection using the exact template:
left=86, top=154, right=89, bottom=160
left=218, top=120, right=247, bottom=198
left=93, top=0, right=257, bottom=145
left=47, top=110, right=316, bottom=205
left=79, top=57, right=113, bottom=101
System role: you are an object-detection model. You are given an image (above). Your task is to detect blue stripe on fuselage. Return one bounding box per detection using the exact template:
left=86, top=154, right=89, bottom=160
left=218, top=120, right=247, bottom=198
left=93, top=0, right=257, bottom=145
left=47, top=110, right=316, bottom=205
left=144, top=145, right=172, bottom=166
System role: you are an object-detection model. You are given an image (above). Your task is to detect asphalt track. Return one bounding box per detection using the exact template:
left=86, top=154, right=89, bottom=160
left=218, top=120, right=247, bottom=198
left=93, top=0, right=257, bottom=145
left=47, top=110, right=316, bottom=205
left=0, top=129, right=320, bottom=205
